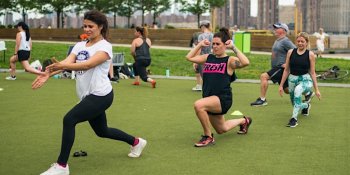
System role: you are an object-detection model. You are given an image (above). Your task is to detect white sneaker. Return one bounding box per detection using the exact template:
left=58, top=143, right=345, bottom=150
left=128, top=138, right=147, bottom=158
left=192, top=84, right=202, bottom=91
left=5, top=76, right=16, bottom=80
left=40, top=163, right=69, bottom=175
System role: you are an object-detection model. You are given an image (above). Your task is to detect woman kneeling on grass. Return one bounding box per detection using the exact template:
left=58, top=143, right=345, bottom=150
left=279, top=32, right=321, bottom=127
left=32, top=10, right=147, bottom=175
left=186, top=27, right=252, bottom=147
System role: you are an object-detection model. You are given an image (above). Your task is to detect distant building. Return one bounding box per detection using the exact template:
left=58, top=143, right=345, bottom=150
left=257, top=0, right=279, bottom=29
left=298, top=0, right=322, bottom=34
left=279, top=5, right=294, bottom=27
left=216, top=0, right=251, bottom=29
left=321, top=0, right=350, bottom=34
left=4, top=13, right=13, bottom=26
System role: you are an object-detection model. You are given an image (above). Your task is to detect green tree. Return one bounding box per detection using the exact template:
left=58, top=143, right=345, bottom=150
left=148, top=0, right=171, bottom=23
left=38, top=0, right=76, bottom=28
left=177, top=0, right=209, bottom=28
left=16, top=0, right=40, bottom=23
left=0, top=0, right=15, bottom=17
left=136, top=0, right=148, bottom=25
left=113, top=0, right=138, bottom=28
left=177, top=0, right=225, bottom=28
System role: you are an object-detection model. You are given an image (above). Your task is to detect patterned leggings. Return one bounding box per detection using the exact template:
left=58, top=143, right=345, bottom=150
left=288, top=74, right=313, bottom=119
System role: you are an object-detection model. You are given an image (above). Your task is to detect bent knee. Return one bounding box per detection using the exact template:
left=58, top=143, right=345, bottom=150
left=194, top=101, right=206, bottom=112
left=215, top=129, right=227, bottom=135
left=260, top=73, right=269, bottom=81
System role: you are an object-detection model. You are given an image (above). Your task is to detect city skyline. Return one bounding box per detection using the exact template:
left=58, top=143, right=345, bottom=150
left=2, top=0, right=295, bottom=23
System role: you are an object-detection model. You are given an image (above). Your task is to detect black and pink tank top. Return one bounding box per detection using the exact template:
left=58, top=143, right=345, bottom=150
left=202, top=54, right=232, bottom=97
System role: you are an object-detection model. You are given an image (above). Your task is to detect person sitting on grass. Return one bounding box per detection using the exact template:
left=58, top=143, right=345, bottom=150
left=186, top=27, right=252, bottom=147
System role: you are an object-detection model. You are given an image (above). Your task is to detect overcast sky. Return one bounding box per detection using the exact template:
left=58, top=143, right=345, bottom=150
left=251, top=0, right=295, bottom=16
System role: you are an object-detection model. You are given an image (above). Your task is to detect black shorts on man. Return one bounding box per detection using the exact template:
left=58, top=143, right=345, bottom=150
left=267, top=67, right=288, bottom=89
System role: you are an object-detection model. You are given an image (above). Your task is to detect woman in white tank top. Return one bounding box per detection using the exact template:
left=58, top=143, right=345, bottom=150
left=5, top=22, right=45, bottom=80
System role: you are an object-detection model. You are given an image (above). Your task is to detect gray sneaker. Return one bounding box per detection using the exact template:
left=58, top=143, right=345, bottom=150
left=250, top=97, right=267, bottom=106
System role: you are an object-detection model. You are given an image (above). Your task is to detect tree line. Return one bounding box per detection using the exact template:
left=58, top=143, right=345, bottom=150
left=0, top=0, right=225, bottom=29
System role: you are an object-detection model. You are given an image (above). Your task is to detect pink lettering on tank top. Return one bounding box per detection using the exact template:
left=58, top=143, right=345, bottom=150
left=203, top=63, right=226, bottom=74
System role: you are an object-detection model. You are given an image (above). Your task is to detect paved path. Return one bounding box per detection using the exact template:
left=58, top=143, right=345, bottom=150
left=4, top=39, right=349, bottom=60
left=2, top=40, right=349, bottom=88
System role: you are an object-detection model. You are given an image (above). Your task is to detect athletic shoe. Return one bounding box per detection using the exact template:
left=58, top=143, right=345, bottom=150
left=250, top=97, right=267, bottom=106
left=151, top=80, right=156, bottom=88
left=286, top=118, right=298, bottom=127
left=132, top=81, right=140, bottom=86
left=40, top=163, right=69, bottom=175
left=237, top=116, right=253, bottom=134
left=301, top=103, right=311, bottom=116
left=110, top=77, right=118, bottom=83
left=5, top=76, right=16, bottom=80
left=304, top=92, right=315, bottom=103
left=128, top=138, right=147, bottom=158
left=194, top=134, right=215, bottom=147
left=192, top=84, right=202, bottom=91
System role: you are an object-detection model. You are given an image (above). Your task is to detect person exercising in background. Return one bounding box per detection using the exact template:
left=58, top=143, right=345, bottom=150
left=6, top=21, right=45, bottom=80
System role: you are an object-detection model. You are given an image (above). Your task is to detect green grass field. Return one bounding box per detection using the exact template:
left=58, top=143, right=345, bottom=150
left=1, top=41, right=349, bottom=83
left=0, top=73, right=349, bottom=175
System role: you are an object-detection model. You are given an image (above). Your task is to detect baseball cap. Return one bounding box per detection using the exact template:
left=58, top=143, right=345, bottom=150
left=273, top=22, right=289, bottom=32
left=199, top=20, right=210, bottom=27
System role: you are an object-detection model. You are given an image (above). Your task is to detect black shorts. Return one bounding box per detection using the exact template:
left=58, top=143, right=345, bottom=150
left=267, top=67, right=288, bottom=89
left=194, top=64, right=203, bottom=76
left=207, top=93, right=232, bottom=115
left=17, top=50, right=30, bottom=62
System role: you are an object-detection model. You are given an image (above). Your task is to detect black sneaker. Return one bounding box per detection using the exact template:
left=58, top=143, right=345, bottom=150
left=301, top=103, right=311, bottom=116
left=286, top=118, right=298, bottom=127
left=237, top=116, right=252, bottom=134
left=304, top=92, right=315, bottom=103
left=250, top=97, right=267, bottom=106
left=110, top=77, right=119, bottom=83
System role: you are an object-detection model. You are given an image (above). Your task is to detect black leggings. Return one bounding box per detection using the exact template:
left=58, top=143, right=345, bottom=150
left=133, top=59, right=151, bottom=82
left=57, top=90, right=135, bottom=164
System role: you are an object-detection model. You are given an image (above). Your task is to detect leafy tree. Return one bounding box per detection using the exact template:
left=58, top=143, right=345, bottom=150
left=177, top=0, right=209, bottom=28
left=148, top=0, right=171, bottom=23
left=0, top=0, right=15, bottom=17
left=102, top=0, right=129, bottom=28
left=38, top=0, right=77, bottom=28
left=135, top=0, right=160, bottom=26
left=15, top=0, right=40, bottom=23
left=75, top=0, right=108, bottom=12
left=113, top=0, right=138, bottom=28
left=176, top=0, right=225, bottom=28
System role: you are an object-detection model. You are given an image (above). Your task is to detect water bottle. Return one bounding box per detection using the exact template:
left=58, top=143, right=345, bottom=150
left=165, top=68, right=170, bottom=78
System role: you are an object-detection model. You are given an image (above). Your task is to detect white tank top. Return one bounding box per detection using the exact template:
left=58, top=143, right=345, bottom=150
left=71, top=39, right=113, bottom=100
left=19, top=31, right=31, bottom=51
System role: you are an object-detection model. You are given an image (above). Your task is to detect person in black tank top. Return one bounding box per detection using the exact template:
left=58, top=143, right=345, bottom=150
left=130, top=26, right=156, bottom=88
left=279, top=32, right=321, bottom=128
left=186, top=27, right=252, bottom=147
